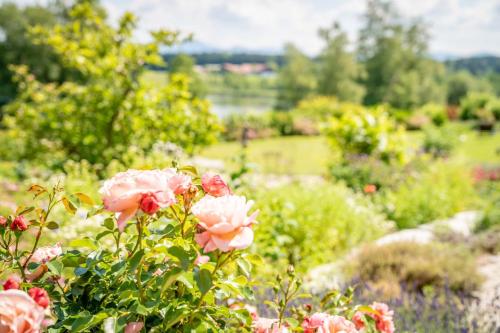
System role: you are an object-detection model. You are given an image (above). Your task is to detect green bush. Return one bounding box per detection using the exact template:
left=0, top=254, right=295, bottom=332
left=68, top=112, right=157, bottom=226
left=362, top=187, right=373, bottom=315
left=422, top=125, right=458, bottom=158
left=460, top=92, right=500, bottom=121
left=417, top=103, right=448, bottom=126
left=252, top=183, right=393, bottom=275
left=348, top=242, right=482, bottom=296
left=1, top=3, right=220, bottom=168
left=387, top=162, right=479, bottom=229
left=325, top=106, right=412, bottom=164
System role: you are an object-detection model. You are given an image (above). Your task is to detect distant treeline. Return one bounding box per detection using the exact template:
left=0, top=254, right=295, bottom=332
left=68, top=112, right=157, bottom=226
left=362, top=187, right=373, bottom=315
left=445, top=56, right=500, bottom=75
left=162, top=53, right=285, bottom=66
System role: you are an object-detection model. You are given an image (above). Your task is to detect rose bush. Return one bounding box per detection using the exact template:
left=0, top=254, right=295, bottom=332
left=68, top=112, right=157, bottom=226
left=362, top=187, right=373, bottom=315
left=0, top=166, right=394, bottom=332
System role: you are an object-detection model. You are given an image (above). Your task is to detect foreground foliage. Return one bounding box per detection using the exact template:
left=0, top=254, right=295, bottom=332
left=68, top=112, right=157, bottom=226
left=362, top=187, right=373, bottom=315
left=0, top=167, right=394, bottom=332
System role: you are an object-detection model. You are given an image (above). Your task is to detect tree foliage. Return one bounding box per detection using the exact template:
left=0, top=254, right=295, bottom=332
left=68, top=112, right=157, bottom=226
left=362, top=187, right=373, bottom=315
left=276, top=43, right=317, bottom=109
left=316, top=22, right=365, bottom=103
left=1, top=1, right=220, bottom=167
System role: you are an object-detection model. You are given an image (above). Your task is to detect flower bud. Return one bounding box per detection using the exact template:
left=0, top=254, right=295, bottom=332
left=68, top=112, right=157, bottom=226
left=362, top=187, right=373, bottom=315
left=28, top=287, right=50, bottom=308
left=10, top=215, right=28, bottom=231
left=139, top=193, right=160, bottom=215
left=2, top=276, right=20, bottom=290
left=0, top=215, right=7, bottom=228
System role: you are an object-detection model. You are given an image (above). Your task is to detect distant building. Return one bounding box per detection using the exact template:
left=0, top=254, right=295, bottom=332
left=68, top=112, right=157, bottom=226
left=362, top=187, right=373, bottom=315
left=195, top=63, right=274, bottom=76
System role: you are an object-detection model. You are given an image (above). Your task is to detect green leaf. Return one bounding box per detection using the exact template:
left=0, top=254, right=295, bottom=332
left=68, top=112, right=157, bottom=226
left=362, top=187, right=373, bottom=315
left=128, top=249, right=145, bottom=272
left=17, top=206, right=35, bottom=216
left=168, top=246, right=191, bottom=270
left=195, top=268, right=212, bottom=294
left=236, top=257, right=252, bottom=277
left=46, top=221, right=59, bottom=230
left=103, top=218, right=115, bottom=230
left=179, top=165, right=198, bottom=176
left=46, top=260, right=63, bottom=276
left=74, top=192, right=95, bottom=205
left=61, top=196, right=77, bottom=215
left=69, top=238, right=97, bottom=250
left=74, top=267, right=88, bottom=276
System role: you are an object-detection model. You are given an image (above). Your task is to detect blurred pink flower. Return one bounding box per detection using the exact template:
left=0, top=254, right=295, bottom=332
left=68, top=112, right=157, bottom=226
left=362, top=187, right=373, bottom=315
left=253, top=317, right=289, bottom=333
left=201, top=173, right=231, bottom=197
left=99, top=169, right=177, bottom=231
left=2, top=276, right=20, bottom=291
left=124, top=322, right=144, bottom=333
left=353, top=302, right=394, bottom=333
left=194, top=255, right=210, bottom=265
left=192, top=195, right=257, bottom=252
left=302, top=313, right=358, bottom=333
left=10, top=215, right=28, bottom=232
left=27, top=288, right=50, bottom=309
left=166, top=169, right=192, bottom=195
left=0, top=290, right=45, bottom=333
left=29, top=244, right=62, bottom=264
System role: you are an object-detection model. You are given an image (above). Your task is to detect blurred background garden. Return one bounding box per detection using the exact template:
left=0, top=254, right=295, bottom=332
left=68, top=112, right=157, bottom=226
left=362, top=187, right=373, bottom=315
left=0, top=0, right=499, bottom=331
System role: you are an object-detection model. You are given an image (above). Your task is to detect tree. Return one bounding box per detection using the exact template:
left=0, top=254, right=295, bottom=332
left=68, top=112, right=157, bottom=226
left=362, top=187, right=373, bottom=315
left=169, top=53, right=206, bottom=97
left=358, top=0, right=445, bottom=108
left=1, top=1, right=220, bottom=168
left=0, top=1, right=69, bottom=106
left=316, top=22, right=364, bottom=103
left=446, top=70, right=493, bottom=106
left=276, top=43, right=316, bottom=109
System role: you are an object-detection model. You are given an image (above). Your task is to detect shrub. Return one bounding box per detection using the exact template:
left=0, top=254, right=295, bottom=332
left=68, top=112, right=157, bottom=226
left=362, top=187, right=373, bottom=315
left=1, top=3, right=220, bottom=167
left=0, top=168, right=393, bottom=332
left=347, top=242, right=482, bottom=296
left=252, top=183, right=393, bottom=275
left=422, top=125, right=458, bottom=158
left=417, top=103, right=448, bottom=126
left=325, top=106, right=412, bottom=165
left=387, top=161, right=479, bottom=229
left=460, top=92, right=500, bottom=121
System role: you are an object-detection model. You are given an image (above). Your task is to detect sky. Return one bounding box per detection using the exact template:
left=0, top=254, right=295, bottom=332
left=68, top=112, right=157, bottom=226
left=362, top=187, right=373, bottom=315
left=11, top=0, right=500, bottom=56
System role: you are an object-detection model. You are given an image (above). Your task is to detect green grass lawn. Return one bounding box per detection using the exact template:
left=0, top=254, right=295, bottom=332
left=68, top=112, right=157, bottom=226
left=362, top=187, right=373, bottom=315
left=199, top=136, right=331, bottom=175
left=200, top=130, right=499, bottom=175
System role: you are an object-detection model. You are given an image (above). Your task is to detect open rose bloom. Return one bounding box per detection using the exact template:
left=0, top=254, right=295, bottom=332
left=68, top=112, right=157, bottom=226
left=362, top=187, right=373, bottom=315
left=353, top=303, right=394, bottom=333
left=99, top=169, right=191, bottom=231
left=192, top=195, right=258, bottom=252
left=302, top=313, right=358, bottom=333
left=0, top=290, right=45, bottom=333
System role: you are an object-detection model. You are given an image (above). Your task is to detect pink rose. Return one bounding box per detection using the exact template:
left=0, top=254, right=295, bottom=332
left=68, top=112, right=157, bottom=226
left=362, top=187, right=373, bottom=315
left=139, top=193, right=160, bottom=215
left=253, top=318, right=289, bottom=333
left=194, top=255, right=210, bottom=265
left=302, top=313, right=358, bottom=333
left=124, top=322, right=144, bottom=333
left=201, top=173, right=231, bottom=197
left=192, top=195, right=258, bottom=252
left=0, top=290, right=45, bottom=333
left=29, top=244, right=62, bottom=264
left=2, top=277, right=20, bottom=291
left=27, top=288, right=49, bottom=309
left=0, top=216, right=7, bottom=227
left=353, top=303, right=394, bottom=333
left=100, top=169, right=177, bottom=232
left=10, top=215, right=28, bottom=232
left=166, top=170, right=192, bottom=195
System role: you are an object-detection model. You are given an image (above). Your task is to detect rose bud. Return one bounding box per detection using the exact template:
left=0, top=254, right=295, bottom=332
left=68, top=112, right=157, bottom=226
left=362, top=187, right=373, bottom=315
left=0, top=216, right=7, bottom=228
left=28, top=287, right=50, bottom=308
left=10, top=215, right=28, bottom=231
left=201, top=173, right=231, bottom=197
left=139, top=193, right=160, bottom=215
left=2, top=276, right=20, bottom=290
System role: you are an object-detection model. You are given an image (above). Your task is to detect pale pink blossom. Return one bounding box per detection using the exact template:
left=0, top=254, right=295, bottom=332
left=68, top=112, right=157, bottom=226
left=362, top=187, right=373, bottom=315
left=29, top=244, right=62, bottom=264
left=194, top=255, right=210, bottom=265
left=353, top=303, right=394, bottom=333
left=124, top=322, right=144, bottom=333
left=302, top=313, right=358, bottom=333
left=192, top=195, right=257, bottom=252
left=99, top=169, right=177, bottom=231
left=253, top=318, right=289, bottom=333
left=201, top=173, right=231, bottom=197
left=0, top=290, right=45, bottom=333
left=166, top=169, right=192, bottom=195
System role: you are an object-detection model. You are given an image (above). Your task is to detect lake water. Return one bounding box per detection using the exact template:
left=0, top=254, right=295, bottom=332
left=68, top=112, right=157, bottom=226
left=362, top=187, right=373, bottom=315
left=207, top=94, right=275, bottom=118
